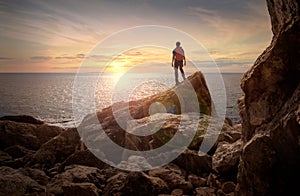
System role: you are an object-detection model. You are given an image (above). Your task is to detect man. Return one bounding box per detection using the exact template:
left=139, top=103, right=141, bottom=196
left=172, top=41, right=186, bottom=85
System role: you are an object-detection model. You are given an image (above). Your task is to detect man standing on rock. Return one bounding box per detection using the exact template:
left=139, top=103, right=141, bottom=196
left=172, top=41, right=186, bottom=85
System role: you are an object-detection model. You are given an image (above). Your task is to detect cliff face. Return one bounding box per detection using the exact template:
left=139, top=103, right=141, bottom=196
left=237, top=0, right=300, bottom=195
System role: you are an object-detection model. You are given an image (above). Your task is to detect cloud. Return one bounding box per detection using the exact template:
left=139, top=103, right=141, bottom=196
left=123, top=51, right=143, bottom=56
left=0, top=57, right=16, bottom=61
left=55, top=54, right=85, bottom=60
left=30, top=56, right=52, bottom=61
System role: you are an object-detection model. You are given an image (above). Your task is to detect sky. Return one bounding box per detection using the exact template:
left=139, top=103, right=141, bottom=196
left=0, top=0, right=272, bottom=73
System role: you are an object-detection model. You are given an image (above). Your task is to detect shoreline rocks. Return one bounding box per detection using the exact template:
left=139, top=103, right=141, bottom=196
left=0, top=71, right=242, bottom=195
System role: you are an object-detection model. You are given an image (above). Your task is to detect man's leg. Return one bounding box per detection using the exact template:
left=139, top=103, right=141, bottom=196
left=174, top=67, right=179, bottom=85
left=179, top=66, right=186, bottom=80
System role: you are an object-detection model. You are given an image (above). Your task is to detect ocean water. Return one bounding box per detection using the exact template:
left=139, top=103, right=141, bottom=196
left=0, top=72, right=243, bottom=127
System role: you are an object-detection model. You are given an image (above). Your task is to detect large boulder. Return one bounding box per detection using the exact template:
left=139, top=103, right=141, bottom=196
left=79, top=71, right=214, bottom=150
left=237, top=0, right=300, bottom=195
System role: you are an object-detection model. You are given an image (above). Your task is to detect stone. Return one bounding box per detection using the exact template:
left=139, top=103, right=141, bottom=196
left=78, top=71, right=214, bottom=155
left=149, top=164, right=192, bottom=194
left=4, top=145, right=34, bottom=159
left=237, top=0, right=300, bottom=195
left=0, top=150, right=12, bottom=163
left=19, top=167, right=49, bottom=186
left=174, top=149, right=212, bottom=177
left=0, top=119, right=62, bottom=151
left=30, top=128, right=80, bottom=168
left=171, top=189, right=184, bottom=196
left=187, top=174, right=207, bottom=187
left=207, top=173, right=221, bottom=189
left=221, top=181, right=235, bottom=194
left=0, top=166, right=45, bottom=196
left=62, top=182, right=99, bottom=196
left=61, top=149, right=109, bottom=170
left=103, top=172, right=127, bottom=196
left=122, top=172, right=169, bottom=196
left=212, top=140, right=242, bottom=177
left=46, top=165, right=105, bottom=195
left=194, top=187, right=215, bottom=196
left=0, top=115, right=44, bottom=125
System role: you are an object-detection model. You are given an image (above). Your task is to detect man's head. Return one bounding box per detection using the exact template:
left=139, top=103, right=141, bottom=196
left=176, top=41, right=181, bottom=47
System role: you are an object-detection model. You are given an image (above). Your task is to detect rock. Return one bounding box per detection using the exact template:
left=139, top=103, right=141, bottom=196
left=149, top=164, right=192, bottom=194
left=30, top=128, right=80, bottom=168
left=19, top=167, right=49, bottom=186
left=194, top=187, right=215, bottom=196
left=78, top=71, right=214, bottom=155
left=0, top=115, right=44, bottom=125
left=240, top=0, right=300, bottom=141
left=0, top=150, right=12, bottom=163
left=117, top=155, right=153, bottom=171
left=171, top=189, right=184, bottom=196
left=46, top=165, right=105, bottom=195
left=62, top=182, right=99, bottom=196
left=0, top=119, right=62, bottom=151
left=207, top=173, right=221, bottom=189
left=103, top=172, right=127, bottom=196
left=174, top=149, right=212, bottom=177
left=0, top=166, right=45, bottom=196
left=267, top=0, right=300, bottom=35
left=221, top=181, right=235, bottom=194
left=4, top=145, right=34, bottom=159
left=212, top=139, right=242, bottom=178
left=122, top=172, right=169, bottom=196
left=187, top=174, right=207, bottom=187
left=237, top=0, right=300, bottom=195
left=61, top=149, right=109, bottom=170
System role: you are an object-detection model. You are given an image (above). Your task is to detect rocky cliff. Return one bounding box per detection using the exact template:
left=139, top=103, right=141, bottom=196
left=237, top=0, right=300, bottom=195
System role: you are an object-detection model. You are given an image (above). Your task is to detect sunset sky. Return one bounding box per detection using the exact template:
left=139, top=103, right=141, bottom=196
left=0, top=0, right=272, bottom=73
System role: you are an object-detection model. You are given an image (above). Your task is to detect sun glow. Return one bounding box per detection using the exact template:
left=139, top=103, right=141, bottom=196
left=105, top=60, right=127, bottom=73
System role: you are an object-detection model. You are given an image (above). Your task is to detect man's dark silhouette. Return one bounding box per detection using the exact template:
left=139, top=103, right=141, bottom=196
left=172, top=41, right=186, bottom=85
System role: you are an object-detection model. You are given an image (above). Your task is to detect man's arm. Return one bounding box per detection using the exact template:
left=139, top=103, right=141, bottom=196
left=172, top=51, right=175, bottom=67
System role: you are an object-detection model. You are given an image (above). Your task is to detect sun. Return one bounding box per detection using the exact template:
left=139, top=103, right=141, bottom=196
left=106, top=60, right=127, bottom=73
left=111, top=61, right=123, bottom=69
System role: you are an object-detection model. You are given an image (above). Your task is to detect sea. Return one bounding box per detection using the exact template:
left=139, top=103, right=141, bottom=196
left=0, top=73, right=243, bottom=127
